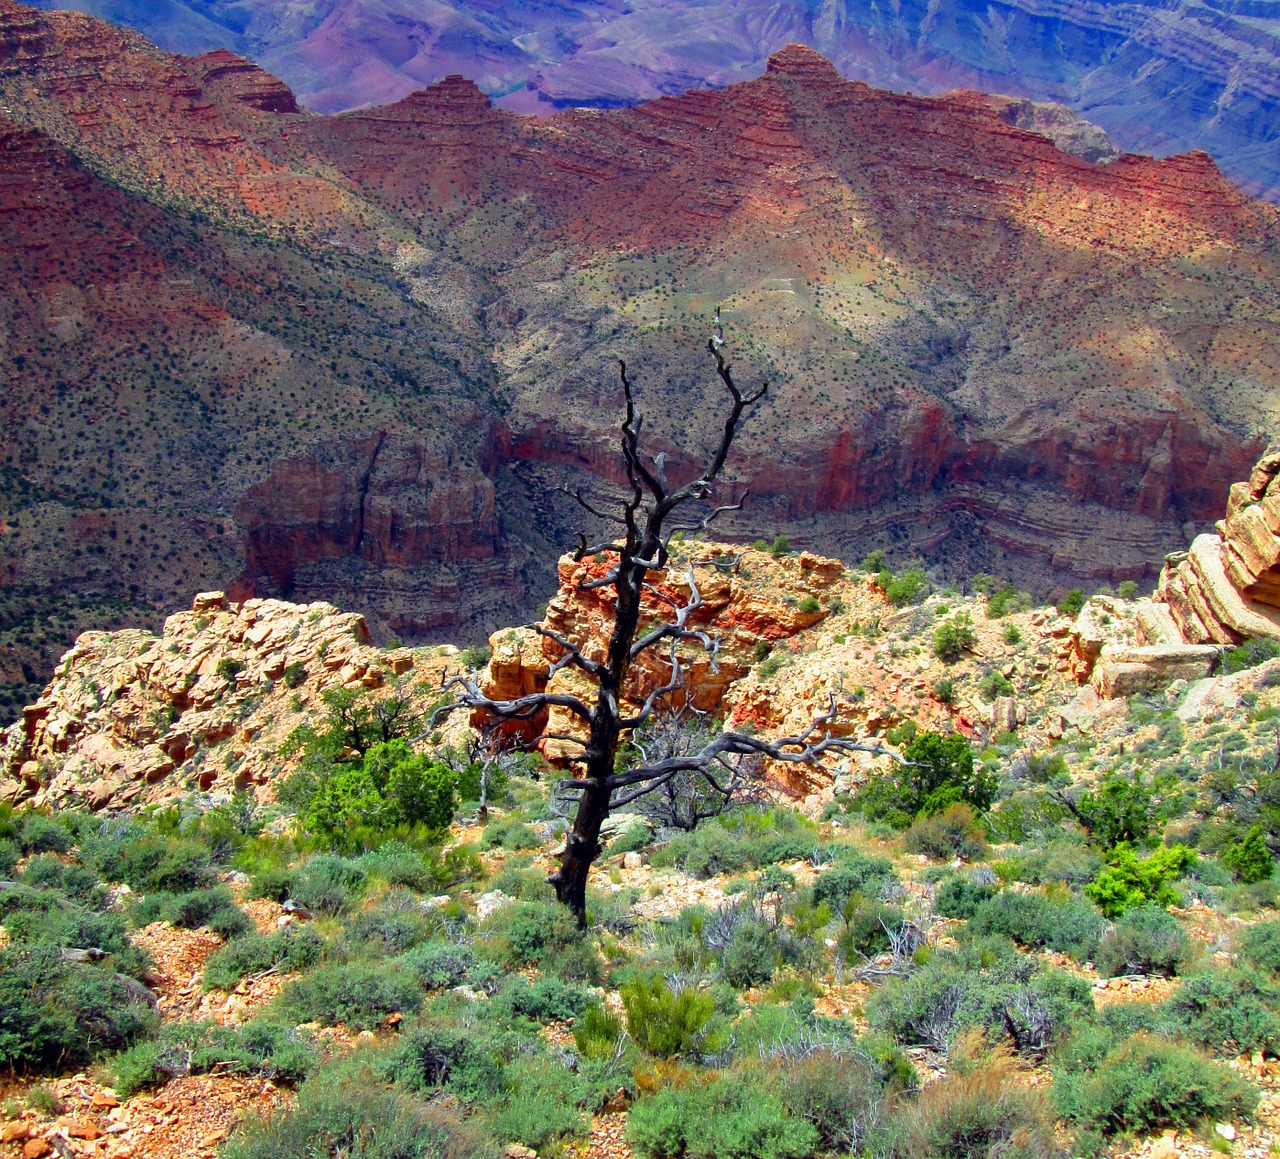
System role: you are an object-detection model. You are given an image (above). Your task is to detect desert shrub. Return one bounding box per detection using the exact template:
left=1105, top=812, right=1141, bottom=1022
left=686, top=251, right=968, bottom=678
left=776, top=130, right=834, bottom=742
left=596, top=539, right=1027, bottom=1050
left=966, top=890, right=1106, bottom=960
left=486, top=899, right=581, bottom=967
left=1085, top=844, right=1194, bottom=917
left=724, top=920, right=784, bottom=988
left=1074, top=773, right=1154, bottom=848
left=840, top=901, right=906, bottom=961
left=1238, top=918, right=1280, bottom=973
left=0, top=944, right=158, bottom=1069
left=291, top=855, right=366, bottom=914
left=626, top=1071, right=819, bottom=1159
left=622, top=977, right=726, bottom=1058
left=248, top=863, right=298, bottom=903
left=1163, top=968, right=1280, bottom=1055
left=16, top=813, right=73, bottom=855
left=305, top=742, right=458, bottom=848
left=203, top=927, right=324, bottom=991
left=496, top=976, right=589, bottom=1023
left=482, top=816, right=543, bottom=851
left=486, top=1053, right=588, bottom=1149
left=0, top=838, right=17, bottom=876
left=986, top=587, right=1033, bottom=618
left=132, top=886, right=253, bottom=938
left=282, top=662, right=307, bottom=688
left=89, top=833, right=211, bottom=893
left=1222, top=637, right=1280, bottom=674
left=221, top=1060, right=493, bottom=1159
left=935, top=876, right=997, bottom=919
left=277, top=961, right=422, bottom=1029
left=892, top=1040, right=1065, bottom=1159
left=905, top=804, right=987, bottom=861
left=1002, top=623, right=1022, bottom=645
left=855, top=733, right=993, bottom=827
left=979, top=672, right=1015, bottom=701
left=811, top=854, right=896, bottom=910
left=1001, top=839, right=1100, bottom=888
left=1096, top=906, right=1191, bottom=977
left=885, top=569, right=928, bottom=607
left=3, top=899, right=149, bottom=976
left=341, top=900, right=442, bottom=956
left=1056, top=590, right=1086, bottom=618
left=574, top=1002, right=625, bottom=1060
left=1223, top=825, right=1274, bottom=883
left=932, top=678, right=955, bottom=704
left=381, top=1020, right=509, bottom=1101
left=112, top=1020, right=316, bottom=1097
left=402, top=941, right=500, bottom=993
left=933, top=615, right=976, bottom=663
left=868, top=946, right=1090, bottom=1057
left=1053, top=1031, right=1257, bottom=1137
left=775, top=1048, right=896, bottom=1153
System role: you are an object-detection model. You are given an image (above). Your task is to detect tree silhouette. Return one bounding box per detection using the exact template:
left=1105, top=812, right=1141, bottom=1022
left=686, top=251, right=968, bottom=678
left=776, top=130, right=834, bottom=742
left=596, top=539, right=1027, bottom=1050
left=437, top=319, right=899, bottom=922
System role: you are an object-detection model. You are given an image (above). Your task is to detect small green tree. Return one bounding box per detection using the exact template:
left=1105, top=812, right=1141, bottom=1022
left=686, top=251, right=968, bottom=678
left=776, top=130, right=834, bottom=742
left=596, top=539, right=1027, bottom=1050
left=1223, top=825, right=1273, bottom=884
left=934, top=614, right=976, bottom=663
left=855, top=733, right=992, bottom=826
left=1085, top=844, right=1194, bottom=917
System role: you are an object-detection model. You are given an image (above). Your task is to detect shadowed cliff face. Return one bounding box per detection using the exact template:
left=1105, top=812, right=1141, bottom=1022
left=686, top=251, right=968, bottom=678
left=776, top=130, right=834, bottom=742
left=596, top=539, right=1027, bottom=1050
left=0, top=3, right=1279, bottom=718
left=23, top=0, right=1280, bottom=202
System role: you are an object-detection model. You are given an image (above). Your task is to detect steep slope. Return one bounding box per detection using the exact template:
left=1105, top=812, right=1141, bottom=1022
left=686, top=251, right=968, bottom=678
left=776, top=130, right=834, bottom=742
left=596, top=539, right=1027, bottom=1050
left=24, top=0, right=1280, bottom=201
left=1, top=2, right=1278, bottom=724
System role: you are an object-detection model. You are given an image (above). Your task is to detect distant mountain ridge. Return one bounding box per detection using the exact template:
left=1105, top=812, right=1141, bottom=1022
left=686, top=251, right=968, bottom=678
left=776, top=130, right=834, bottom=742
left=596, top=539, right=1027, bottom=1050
left=1, top=0, right=1278, bottom=727
left=24, top=0, right=1280, bottom=202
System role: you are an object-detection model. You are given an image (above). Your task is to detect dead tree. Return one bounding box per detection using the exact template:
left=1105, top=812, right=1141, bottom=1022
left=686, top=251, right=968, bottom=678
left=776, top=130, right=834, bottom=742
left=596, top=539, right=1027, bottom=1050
left=435, top=323, right=900, bottom=923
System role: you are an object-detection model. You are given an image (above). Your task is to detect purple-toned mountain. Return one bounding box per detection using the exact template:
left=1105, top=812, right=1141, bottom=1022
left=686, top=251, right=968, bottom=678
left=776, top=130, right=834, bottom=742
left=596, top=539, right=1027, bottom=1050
left=24, top=0, right=1280, bottom=202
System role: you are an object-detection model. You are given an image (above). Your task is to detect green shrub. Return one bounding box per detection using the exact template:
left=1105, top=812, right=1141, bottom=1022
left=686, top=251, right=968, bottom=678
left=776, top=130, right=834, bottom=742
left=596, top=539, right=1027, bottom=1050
left=574, top=1002, right=625, bottom=1060
left=16, top=814, right=72, bottom=855
left=0, top=945, right=158, bottom=1069
left=0, top=838, right=17, bottom=876
left=855, top=732, right=992, bottom=826
left=797, top=595, right=821, bottom=614
left=932, top=678, right=955, bottom=704
left=482, top=816, right=543, bottom=851
left=1085, top=844, right=1194, bottom=918
left=622, top=977, right=726, bottom=1058
left=933, top=615, right=976, bottom=663
left=1056, top=590, right=1085, bottom=618
left=1163, top=968, right=1280, bottom=1055
left=885, top=569, right=928, bottom=607
left=894, top=1044, right=1064, bottom=1159
left=966, top=891, right=1106, bottom=960
left=935, top=876, right=996, bottom=919
left=1001, top=839, right=1100, bottom=888
left=979, top=671, right=1015, bottom=700
left=133, top=886, right=252, bottom=938
left=1074, top=773, right=1153, bottom=847
left=840, top=901, right=906, bottom=961
left=487, top=900, right=582, bottom=968
left=869, top=945, right=1091, bottom=1057
left=905, top=804, right=987, bottom=861
left=291, top=856, right=366, bottom=914
left=1117, top=581, right=1139, bottom=599
left=88, top=833, right=211, bottom=893
left=1054, top=1031, right=1257, bottom=1136
left=986, top=586, right=1033, bottom=618
left=402, top=942, right=499, bottom=993
left=248, top=864, right=298, bottom=903
left=626, top=1072, right=818, bottom=1159
left=277, top=961, right=422, bottom=1029
left=1222, top=637, right=1280, bottom=674
left=496, top=976, right=589, bottom=1023
left=340, top=899, right=441, bottom=955
left=486, top=1053, right=588, bottom=1149
left=305, top=742, right=458, bottom=847
left=282, top=662, right=307, bottom=688
left=724, top=921, right=784, bottom=988
left=1002, top=623, right=1022, bottom=645
left=216, top=658, right=246, bottom=681
left=1095, top=906, right=1191, bottom=977
left=1238, top=918, right=1280, bottom=974
left=221, top=1061, right=492, bottom=1159
left=1223, top=825, right=1274, bottom=883
left=203, top=928, right=324, bottom=990
left=112, top=1021, right=315, bottom=1098
left=811, top=855, right=895, bottom=910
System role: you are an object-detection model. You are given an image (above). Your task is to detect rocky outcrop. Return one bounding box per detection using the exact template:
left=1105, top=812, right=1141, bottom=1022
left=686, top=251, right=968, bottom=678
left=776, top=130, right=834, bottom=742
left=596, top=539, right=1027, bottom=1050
left=477, top=544, right=850, bottom=761
left=1156, top=447, right=1280, bottom=645
left=0, top=591, right=457, bottom=810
